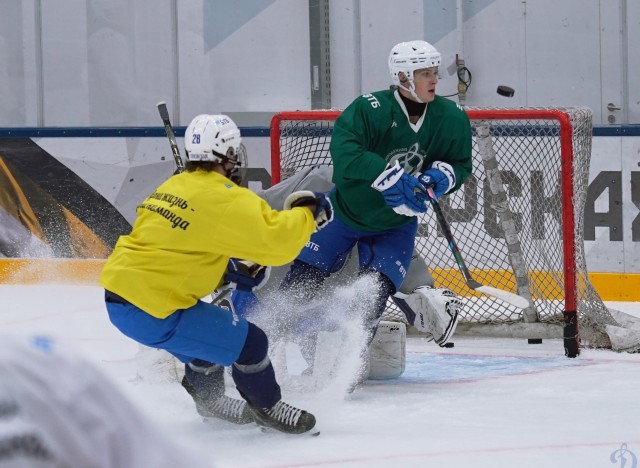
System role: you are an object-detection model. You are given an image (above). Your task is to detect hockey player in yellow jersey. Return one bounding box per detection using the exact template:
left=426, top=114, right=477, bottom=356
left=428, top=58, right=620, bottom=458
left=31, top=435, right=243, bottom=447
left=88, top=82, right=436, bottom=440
left=100, top=114, right=332, bottom=435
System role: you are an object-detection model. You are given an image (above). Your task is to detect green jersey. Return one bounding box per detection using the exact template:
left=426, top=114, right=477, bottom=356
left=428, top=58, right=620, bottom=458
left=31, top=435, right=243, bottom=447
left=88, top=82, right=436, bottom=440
left=329, top=90, right=472, bottom=232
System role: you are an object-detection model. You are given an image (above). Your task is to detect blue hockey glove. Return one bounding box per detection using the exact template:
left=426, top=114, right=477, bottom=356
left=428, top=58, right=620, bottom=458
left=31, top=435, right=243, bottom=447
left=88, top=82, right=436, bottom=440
left=223, top=259, right=271, bottom=292
left=284, top=190, right=334, bottom=231
left=418, top=161, right=456, bottom=200
left=372, top=161, right=428, bottom=216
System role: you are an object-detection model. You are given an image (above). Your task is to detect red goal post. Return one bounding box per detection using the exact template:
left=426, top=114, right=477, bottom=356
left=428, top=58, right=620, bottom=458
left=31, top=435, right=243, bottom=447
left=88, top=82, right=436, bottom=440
left=269, top=108, right=620, bottom=355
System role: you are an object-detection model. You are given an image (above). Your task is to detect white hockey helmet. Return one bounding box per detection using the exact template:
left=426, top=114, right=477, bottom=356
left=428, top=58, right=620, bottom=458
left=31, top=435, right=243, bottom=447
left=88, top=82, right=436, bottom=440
left=184, top=114, right=242, bottom=166
left=388, top=40, right=441, bottom=86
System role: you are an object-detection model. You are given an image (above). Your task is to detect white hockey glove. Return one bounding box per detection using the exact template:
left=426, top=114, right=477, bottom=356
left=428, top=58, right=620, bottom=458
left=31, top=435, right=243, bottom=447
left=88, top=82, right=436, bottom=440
left=372, top=161, right=428, bottom=216
left=417, top=161, right=456, bottom=200
left=393, top=286, right=462, bottom=346
left=284, top=190, right=334, bottom=231
left=223, top=259, right=271, bottom=292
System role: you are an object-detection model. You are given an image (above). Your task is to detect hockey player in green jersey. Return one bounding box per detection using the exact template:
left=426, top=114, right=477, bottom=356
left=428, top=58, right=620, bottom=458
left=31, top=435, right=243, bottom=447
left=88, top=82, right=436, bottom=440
left=280, top=40, right=472, bottom=345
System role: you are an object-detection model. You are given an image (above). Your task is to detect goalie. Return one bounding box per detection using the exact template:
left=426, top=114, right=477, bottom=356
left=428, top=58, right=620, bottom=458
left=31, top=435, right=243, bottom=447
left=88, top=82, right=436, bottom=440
left=250, top=164, right=463, bottom=350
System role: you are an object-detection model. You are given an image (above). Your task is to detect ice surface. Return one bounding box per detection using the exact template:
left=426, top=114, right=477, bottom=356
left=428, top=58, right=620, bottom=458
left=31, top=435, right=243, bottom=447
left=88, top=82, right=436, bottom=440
left=2, top=284, right=640, bottom=468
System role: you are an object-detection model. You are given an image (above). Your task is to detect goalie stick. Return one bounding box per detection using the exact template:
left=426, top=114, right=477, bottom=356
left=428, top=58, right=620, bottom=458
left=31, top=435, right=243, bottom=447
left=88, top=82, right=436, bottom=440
left=157, top=101, right=185, bottom=174
left=426, top=188, right=530, bottom=309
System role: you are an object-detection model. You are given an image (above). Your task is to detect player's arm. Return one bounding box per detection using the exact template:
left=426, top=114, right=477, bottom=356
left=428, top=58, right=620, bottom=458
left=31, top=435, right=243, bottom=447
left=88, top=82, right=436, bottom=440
left=212, top=190, right=318, bottom=266
left=223, top=258, right=270, bottom=292
left=419, top=108, right=473, bottom=199
left=371, top=160, right=428, bottom=216
left=329, top=98, right=388, bottom=185
left=332, top=98, right=428, bottom=214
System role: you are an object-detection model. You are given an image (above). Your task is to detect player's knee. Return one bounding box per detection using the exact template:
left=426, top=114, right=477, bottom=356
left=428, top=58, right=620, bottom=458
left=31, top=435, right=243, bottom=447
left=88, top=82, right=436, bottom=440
left=236, top=322, right=269, bottom=366
left=378, top=273, right=396, bottom=297
left=361, top=269, right=396, bottom=298
left=291, top=260, right=326, bottom=281
left=281, top=260, right=326, bottom=291
left=359, top=270, right=396, bottom=339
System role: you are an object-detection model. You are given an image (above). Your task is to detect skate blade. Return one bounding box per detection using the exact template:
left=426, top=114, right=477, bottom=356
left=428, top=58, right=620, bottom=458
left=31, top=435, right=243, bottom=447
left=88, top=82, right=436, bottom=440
left=201, top=417, right=253, bottom=426
left=260, top=427, right=320, bottom=437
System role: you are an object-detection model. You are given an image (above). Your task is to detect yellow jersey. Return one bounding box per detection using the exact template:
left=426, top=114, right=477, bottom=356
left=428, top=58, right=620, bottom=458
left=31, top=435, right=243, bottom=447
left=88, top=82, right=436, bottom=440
left=100, top=170, right=314, bottom=318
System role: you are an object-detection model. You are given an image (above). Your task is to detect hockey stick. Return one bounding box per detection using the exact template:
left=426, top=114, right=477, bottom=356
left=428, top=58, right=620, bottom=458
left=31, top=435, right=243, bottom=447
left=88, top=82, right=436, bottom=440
left=156, top=101, right=185, bottom=174
left=426, top=188, right=530, bottom=309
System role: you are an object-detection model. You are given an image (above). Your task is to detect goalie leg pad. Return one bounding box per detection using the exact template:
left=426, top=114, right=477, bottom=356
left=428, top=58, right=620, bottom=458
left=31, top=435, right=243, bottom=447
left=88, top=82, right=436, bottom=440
left=310, top=330, right=346, bottom=382
left=395, top=287, right=462, bottom=346
left=367, top=321, right=406, bottom=380
left=397, top=250, right=435, bottom=295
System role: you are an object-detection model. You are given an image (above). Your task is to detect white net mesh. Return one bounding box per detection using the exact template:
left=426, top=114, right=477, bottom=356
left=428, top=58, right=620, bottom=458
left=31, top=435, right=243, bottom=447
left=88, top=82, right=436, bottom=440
left=271, top=107, right=621, bottom=350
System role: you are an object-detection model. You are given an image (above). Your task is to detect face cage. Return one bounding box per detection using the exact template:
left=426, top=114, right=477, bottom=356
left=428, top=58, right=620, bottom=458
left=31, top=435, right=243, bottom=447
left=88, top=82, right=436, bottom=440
left=218, top=144, right=247, bottom=184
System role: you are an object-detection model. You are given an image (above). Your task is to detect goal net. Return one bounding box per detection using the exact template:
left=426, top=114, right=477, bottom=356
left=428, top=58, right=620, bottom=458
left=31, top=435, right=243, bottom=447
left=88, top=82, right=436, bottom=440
left=270, top=107, right=640, bottom=355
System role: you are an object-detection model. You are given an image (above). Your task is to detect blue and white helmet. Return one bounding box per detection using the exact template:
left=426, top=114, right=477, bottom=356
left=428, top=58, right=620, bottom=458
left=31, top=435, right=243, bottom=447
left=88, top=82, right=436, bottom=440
left=184, top=114, right=242, bottom=165
left=388, top=40, right=441, bottom=86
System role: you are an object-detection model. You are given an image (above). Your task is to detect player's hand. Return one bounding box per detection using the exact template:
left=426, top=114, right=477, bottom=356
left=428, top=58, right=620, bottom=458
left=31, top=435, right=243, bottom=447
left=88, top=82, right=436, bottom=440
left=223, top=259, right=271, bottom=292
left=418, top=161, right=456, bottom=200
left=372, top=161, right=428, bottom=215
left=284, top=190, right=334, bottom=231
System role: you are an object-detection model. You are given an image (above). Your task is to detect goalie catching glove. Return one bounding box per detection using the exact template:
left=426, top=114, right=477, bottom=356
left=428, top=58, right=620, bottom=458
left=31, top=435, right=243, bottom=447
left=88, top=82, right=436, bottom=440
left=372, top=160, right=428, bottom=217
left=223, top=258, right=271, bottom=292
left=392, top=286, right=462, bottom=347
left=284, top=190, right=333, bottom=231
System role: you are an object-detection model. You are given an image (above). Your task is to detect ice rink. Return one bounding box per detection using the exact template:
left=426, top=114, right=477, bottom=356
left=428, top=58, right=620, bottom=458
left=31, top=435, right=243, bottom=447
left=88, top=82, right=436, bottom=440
left=2, top=283, right=640, bottom=468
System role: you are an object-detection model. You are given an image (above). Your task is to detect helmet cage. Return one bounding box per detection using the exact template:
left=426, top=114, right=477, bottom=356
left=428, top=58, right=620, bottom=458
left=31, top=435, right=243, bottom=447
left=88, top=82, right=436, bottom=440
left=228, top=143, right=248, bottom=184
left=211, top=146, right=242, bottom=168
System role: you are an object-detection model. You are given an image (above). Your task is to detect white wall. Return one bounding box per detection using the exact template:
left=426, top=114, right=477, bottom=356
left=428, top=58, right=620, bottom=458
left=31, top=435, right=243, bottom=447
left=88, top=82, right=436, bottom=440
left=0, top=0, right=638, bottom=126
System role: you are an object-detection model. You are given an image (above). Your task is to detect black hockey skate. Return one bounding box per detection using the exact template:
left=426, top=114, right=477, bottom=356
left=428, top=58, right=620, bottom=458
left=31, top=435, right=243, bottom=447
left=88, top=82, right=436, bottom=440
left=181, top=365, right=253, bottom=425
left=196, top=392, right=253, bottom=424
left=248, top=400, right=317, bottom=435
